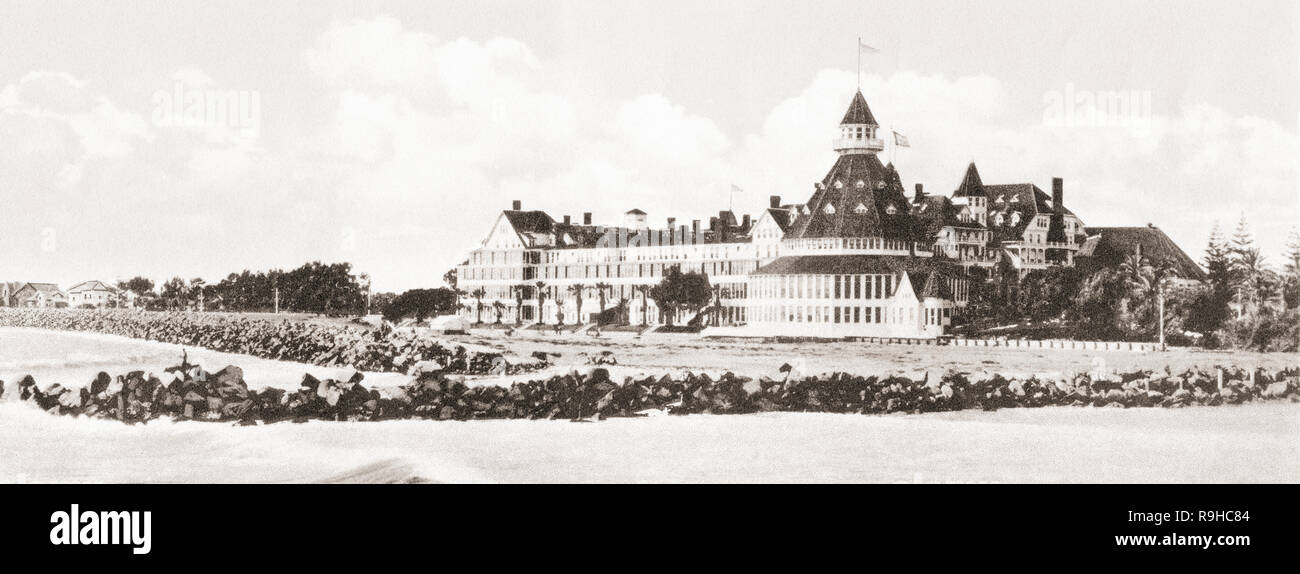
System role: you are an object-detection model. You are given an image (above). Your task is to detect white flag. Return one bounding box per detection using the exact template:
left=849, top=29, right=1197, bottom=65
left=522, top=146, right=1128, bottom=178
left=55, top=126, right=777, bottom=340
left=859, top=40, right=879, bottom=55
left=893, top=131, right=910, bottom=148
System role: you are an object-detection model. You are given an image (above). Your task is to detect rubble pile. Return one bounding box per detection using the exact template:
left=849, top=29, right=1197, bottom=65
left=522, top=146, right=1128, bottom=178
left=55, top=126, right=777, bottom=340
left=0, top=308, right=535, bottom=376
left=6, top=356, right=1296, bottom=425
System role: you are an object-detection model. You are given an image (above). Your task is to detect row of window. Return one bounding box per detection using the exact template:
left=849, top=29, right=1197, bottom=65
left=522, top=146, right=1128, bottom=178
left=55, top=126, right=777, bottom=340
left=750, top=304, right=946, bottom=325
left=749, top=274, right=896, bottom=301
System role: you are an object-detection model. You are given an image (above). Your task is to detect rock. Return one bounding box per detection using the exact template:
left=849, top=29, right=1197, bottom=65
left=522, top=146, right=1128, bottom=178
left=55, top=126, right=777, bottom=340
left=1264, top=381, right=1290, bottom=398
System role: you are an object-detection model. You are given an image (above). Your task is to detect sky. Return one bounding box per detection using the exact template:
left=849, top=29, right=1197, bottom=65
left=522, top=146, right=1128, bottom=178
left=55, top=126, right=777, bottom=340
left=2, top=0, right=1298, bottom=292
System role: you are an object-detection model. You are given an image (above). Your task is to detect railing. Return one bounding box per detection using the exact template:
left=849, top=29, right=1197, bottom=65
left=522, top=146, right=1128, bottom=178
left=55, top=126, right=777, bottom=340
left=832, top=137, right=885, bottom=152
left=781, top=237, right=933, bottom=257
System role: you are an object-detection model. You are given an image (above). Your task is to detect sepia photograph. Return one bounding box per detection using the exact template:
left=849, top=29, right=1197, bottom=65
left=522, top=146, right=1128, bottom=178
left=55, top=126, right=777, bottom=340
left=0, top=0, right=1295, bottom=561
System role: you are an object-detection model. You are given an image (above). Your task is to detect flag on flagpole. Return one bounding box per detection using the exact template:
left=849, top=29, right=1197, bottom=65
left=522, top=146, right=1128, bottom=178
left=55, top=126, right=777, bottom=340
left=893, top=131, right=910, bottom=148
left=731, top=183, right=744, bottom=193
left=859, top=39, right=879, bottom=55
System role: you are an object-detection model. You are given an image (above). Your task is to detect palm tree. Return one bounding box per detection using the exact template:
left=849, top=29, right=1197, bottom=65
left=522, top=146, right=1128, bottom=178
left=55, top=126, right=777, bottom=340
left=567, top=283, right=587, bottom=325
left=534, top=281, right=546, bottom=324
left=470, top=287, right=487, bottom=324
left=492, top=300, right=506, bottom=323
left=594, top=282, right=611, bottom=312
left=635, top=284, right=651, bottom=326
left=513, top=284, right=526, bottom=325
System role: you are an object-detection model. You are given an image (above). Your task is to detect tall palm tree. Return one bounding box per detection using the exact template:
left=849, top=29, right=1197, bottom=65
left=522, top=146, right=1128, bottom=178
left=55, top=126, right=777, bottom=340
left=594, top=282, right=611, bottom=312
left=534, top=281, right=546, bottom=324
left=513, top=284, right=526, bottom=325
left=492, top=300, right=506, bottom=324
left=567, top=283, right=587, bottom=325
left=635, top=284, right=651, bottom=326
left=471, top=287, right=487, bottom=324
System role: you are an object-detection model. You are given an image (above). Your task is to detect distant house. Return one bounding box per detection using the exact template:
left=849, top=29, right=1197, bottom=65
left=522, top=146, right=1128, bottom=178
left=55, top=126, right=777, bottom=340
left=67, top=280, right=122, bottom=308
left=11, top=283, right=69, bottom=308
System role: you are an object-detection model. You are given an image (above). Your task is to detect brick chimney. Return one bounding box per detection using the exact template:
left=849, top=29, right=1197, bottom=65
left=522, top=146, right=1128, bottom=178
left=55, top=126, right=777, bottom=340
left=769, top=195, right=781, bottom=209
left=583, top=212, right=592, bottom=225
left=563, top=215, right=571, bottom=225
left=511, top=200, right=521, bottom=210
left=1052, top=178, right=1063, bottom=212
left=742, top=214, right=751, bottom=229
left=667, top=217, right=676, bottom=229
left=691, top=219, right=700, bottom=241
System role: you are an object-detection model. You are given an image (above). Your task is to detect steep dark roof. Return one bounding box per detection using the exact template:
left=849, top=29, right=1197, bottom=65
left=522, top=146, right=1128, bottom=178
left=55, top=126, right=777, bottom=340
left=952, top=162, right=985, bottom=198
left=984, top=184, right=1043, bottom=242
left=840, top=91, right=878, bottom=126
left=787, top=153, right=913, bottom=240
left=1076, top=226, right=1207, bottom=281
left=911, top=194, right=984, bottom=238
left=751, top=254, right=960, bottom=278
left=625, top=208, right=647, bottom=215
left=503, top=210, right=555, bottom=235
left=766, top=208, right=795, bottom=233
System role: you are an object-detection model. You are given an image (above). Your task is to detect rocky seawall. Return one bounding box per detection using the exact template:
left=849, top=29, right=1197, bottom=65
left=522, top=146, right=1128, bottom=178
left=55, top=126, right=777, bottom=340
left=4, top=353, right=1297, bottom=425
left=0, top=308, right=536, bottom=376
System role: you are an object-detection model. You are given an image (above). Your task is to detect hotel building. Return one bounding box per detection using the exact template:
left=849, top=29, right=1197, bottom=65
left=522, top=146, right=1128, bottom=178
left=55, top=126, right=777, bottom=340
left=456, top=88, right=1092, bottom=338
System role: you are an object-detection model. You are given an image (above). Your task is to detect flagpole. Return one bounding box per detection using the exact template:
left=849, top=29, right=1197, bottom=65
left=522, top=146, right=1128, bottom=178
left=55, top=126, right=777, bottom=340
left=857, top=36, right=861, bottom=90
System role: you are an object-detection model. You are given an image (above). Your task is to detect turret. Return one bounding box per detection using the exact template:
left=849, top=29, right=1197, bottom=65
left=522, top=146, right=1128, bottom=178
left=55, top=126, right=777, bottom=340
left=833, top=91, right=885, bottom=155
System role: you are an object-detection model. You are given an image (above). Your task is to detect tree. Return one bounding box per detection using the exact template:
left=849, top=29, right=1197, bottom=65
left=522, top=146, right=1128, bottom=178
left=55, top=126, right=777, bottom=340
left=567, top=283, right=586, bottom=324
left=470, top=287, right=487, bottom=323
left=513, top=284, right=527, bottom=325
left=649, top=266, right=713, bottom=326
left=594, top=282, right=611, bottom=312
left=1195, top=222, right=1234, bottom=333
left=534, top=281, right=546, bottom=324
left=492, top=300, right=506, bottom=323
left=118, top=276, right=156, bottom=298
left=160, top=277, right=188, bottom=310
left=635, top=285, right=651, bottom=326
left=382, top=288, right=458, bottom=323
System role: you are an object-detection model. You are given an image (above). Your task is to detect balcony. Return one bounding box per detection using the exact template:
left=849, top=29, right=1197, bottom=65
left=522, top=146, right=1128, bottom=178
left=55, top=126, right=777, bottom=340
left=781, top=237, right=932, bottom=257
left=833, top=137, right=885, bottom=153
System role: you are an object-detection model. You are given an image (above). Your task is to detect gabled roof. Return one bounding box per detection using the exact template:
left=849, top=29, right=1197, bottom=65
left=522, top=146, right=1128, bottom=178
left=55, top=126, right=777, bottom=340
left=840, top=91, right=878, bottom=126
left=502, top=210, right=555, bottom=235
left=952, top=162, right=985, bottom=198
left=625, top=208, right=647, bottom=215
left=14, top=282, right=65, bottom=296
left=911, top=194, right=985, bottom=237
left=765, top=208, right=796, bottom=233
left=1076, top=226, right=1207, bottom=281
left=68, top=280, right=117, bottom=293
left=751, top=254, right=961, bottom=279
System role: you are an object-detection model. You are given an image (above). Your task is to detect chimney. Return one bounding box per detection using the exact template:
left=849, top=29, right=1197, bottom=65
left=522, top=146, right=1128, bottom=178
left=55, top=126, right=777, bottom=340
left=769, top=195, right=781, bottom=209
left=511, top=200, right=521, bottom=210
left=692, top=219, right=700, bottom=241
left=914, top=183, right=924, bottom=198
left=563, top=215, right=571, bottom=225
left=1052, top=178, right=1063, bottom=212
left=667, top=217, right=676, bottom=229
left=583, top=212, right=592, bottom=225
left=742, top=214, right=751, bottom=229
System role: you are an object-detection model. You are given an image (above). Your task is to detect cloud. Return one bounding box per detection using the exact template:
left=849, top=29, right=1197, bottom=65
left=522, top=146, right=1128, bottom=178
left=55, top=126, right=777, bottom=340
left=1, top=14, right=1293, bottom=293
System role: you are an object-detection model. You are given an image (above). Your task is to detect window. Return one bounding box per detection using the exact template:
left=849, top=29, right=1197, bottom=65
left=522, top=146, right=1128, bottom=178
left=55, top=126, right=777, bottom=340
left=823, top=203, right=836, bottom=215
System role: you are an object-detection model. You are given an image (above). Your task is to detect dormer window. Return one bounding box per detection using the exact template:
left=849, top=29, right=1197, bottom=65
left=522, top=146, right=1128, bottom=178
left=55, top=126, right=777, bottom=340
left=885, top=204, right=898, bottom=215
left=995, top=195, right=1005, bottom=204
left=834, top=180, right=844, bottom=189
left=823, top=203, right=836, bottom=215
left=1010, top=212, right=1021, bottom=226
left=1010, top=195, right=1019, bottom=203
left=855, top=180, right=865, bottom=189
left=853, top=203, right=868, bottom=214
left=994, top=213, right=1004, bottom=226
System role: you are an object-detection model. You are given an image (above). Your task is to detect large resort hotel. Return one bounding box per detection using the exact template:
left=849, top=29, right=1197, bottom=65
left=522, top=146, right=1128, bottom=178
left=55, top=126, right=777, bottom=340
left=456, top=87, right=1191, bottom=339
